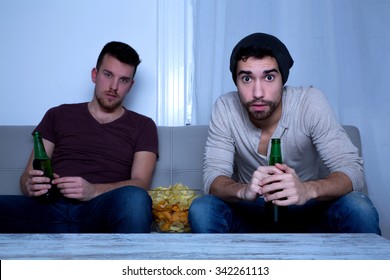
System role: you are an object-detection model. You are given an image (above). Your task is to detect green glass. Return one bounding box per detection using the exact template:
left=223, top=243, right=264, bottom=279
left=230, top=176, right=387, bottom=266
left=33, top=131, right=60, bottom=203
left=266, top=138, right=286, bottom=227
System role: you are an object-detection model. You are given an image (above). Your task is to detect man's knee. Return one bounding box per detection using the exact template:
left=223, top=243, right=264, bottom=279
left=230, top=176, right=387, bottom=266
left=103, top=186, right=152, bottom=218
left=339, top=192, right=378, bottom=216
left=119, top=186, right=151, bottom=209
left=108, top=187, right=152, bottom=233
left=189, top=194, right=222, bottom=218
left=330, top=191, right=381, bottom=234
left=189, top=194, right=231, bottom=233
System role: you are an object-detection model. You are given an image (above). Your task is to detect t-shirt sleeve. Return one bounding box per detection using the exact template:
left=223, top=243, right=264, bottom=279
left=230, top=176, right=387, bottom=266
left=136, top=117, right=159, bottom=158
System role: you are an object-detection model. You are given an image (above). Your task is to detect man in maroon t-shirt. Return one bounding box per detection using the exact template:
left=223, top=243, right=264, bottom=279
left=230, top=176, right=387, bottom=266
left=0, top=42, right=158, bottom=233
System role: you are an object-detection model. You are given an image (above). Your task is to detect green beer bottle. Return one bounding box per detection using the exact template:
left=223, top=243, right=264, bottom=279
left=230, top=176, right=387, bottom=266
left=32, top=131, right=60, bottom=203
left=266, top=138, right=287, bottom=229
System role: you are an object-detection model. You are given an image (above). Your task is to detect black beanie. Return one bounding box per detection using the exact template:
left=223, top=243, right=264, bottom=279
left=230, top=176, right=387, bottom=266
left=229, top=33, right=294, bottom=85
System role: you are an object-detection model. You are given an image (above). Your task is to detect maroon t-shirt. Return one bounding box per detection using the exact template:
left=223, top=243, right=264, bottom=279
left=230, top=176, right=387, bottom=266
left=34, top=103, right=158, bottom=184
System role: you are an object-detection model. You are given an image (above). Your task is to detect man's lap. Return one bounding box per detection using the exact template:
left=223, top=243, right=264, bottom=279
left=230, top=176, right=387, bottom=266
left=0, top=186, right=152, bottom=233
left=189, top=191, right=381, bottom=234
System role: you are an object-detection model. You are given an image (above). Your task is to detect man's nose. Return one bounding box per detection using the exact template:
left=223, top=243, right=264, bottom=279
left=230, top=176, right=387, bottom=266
left=110, top=78, right=119, bottom=91
left=253, top=80, right=264, bottom=99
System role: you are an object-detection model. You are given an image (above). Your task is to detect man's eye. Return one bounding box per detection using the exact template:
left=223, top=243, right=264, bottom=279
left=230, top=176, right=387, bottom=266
left=242, top=76, right=251, bottom=82
left=265, top=75, right=274, bottom=81
left=104, top=72, right=112, bottom=78
left=120, top=78, right=131, bottom=84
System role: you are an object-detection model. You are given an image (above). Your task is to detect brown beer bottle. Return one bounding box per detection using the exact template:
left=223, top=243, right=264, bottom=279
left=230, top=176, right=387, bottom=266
left=266, top=138, right=287, bottom=230
left=32, top=131, right=60, bottom=203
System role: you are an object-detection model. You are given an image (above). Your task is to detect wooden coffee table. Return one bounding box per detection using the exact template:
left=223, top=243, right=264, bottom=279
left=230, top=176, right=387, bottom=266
left=1, top=233, right=389, bottom=260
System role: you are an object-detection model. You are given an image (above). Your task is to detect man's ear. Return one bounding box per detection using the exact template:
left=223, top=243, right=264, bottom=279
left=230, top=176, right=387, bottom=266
left=91, top=68, right=98, bottom=83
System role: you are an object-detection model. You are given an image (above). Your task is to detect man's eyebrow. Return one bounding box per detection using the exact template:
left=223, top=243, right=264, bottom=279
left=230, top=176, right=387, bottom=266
left=264, top=68, right=279, bottom=74
left=237, top=70, right=252, bottom=76
left=237, top=69, right=279, bottom=76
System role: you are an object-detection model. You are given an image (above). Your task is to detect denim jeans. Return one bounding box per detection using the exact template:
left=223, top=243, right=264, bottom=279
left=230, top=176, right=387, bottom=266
left=189, top=191, right=381, bottom=234
left=0, top=186, right=152, bottom=233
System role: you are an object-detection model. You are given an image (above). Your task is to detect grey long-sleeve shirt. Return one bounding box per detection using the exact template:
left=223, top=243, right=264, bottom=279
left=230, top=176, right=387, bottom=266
left=203, top=86, right=365, bottom=194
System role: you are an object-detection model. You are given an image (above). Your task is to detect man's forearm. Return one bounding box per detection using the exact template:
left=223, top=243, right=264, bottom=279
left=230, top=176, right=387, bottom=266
left=305, top=172, right=353, bottom=201
left=209, top=175, right=246, bottom=203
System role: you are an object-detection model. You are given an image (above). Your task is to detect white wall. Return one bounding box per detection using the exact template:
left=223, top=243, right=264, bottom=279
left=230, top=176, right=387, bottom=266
left=0, top=0, right=158, bottom=125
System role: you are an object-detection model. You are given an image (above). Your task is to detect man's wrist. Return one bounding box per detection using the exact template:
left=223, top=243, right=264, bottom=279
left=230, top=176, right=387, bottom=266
left=239, top=185, right=247, bottom=201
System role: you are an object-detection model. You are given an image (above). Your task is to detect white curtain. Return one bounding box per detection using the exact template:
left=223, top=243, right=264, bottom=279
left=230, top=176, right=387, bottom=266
left=191, top=0, right=390, bottom=238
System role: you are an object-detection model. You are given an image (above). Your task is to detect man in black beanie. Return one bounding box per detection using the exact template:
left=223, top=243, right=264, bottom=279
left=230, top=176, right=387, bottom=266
left=229, top=32, right=294, bottom=85
left=189, top=32, right=381, bottom=234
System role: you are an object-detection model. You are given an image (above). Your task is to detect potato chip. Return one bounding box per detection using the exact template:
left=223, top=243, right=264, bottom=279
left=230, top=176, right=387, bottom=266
left=148, top=183, right=202, bottom=233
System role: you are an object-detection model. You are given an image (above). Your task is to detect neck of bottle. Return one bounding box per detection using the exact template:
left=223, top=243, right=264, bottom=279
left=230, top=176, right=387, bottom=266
left=269, top=138, right=282, bottom=165
left=33, top=132, right=49, bottom=160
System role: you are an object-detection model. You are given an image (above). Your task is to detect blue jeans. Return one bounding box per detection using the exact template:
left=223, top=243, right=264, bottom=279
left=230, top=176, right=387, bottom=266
left=0, top=186, right=152, bottom=233
left=189, top=191, right=381, bottom=234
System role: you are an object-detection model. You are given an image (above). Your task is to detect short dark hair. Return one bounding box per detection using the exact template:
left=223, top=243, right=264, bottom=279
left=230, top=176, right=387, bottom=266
left=96, top=41, right=141, bottom=78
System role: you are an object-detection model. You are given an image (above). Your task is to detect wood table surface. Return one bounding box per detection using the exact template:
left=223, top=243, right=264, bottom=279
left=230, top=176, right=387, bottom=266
left=1, top=233, right=389, bottom=260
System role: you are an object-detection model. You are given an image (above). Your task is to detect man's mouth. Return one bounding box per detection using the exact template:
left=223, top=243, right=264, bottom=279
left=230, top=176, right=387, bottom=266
left=106, top=91, right=118, bottom=98
left=247, top=98, right=273, bottom=110
left=250, top=102, right=268, bottom=111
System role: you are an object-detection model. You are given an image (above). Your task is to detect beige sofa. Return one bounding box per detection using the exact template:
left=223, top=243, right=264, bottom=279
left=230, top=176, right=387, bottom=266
left=0, top=125, right=366, bottom=195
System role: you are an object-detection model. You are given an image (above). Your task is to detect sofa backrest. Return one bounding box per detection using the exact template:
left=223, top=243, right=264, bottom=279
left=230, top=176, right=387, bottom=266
left=0, top=125, right=209, bottom=195
left=0, top=125, right=365, bottom=195
left=0, top=126, right=34, bottom=195
left=151, top=126, right=209, bottom=190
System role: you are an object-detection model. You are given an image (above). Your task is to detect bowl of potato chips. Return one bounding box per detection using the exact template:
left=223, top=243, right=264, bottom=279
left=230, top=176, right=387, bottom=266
left=148, top=183, right=203, bottom=233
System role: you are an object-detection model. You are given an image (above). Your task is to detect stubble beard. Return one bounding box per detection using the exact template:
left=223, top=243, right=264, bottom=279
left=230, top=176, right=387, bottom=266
left=245, top=98, right=278, bottom=121
left=96, top=91, right=123, bottom=112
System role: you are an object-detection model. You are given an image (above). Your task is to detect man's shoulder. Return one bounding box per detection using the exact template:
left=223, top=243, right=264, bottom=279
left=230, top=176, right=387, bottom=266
left=47, top=102, right=87, bottom=112
left=42, top=103, right=87, bottom=120
left=218, top=91, right=239, bottom=100
left=124, top=108, right=152, bottom=120
left=283, top=86, right=327, bottom=106
left=215, top=91, right=240, bottom=108
left=123, top=109, right=157, bottom=126
left=284, top=85, right=324, bottom=98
